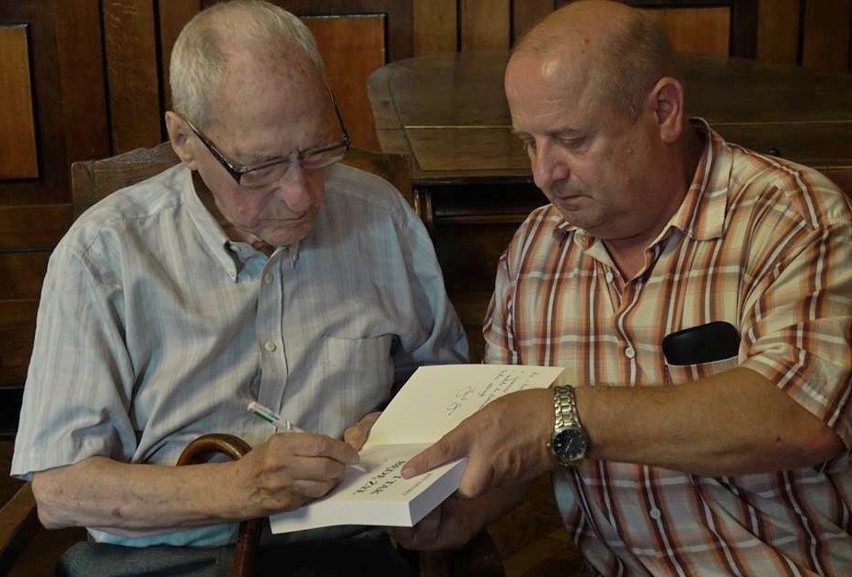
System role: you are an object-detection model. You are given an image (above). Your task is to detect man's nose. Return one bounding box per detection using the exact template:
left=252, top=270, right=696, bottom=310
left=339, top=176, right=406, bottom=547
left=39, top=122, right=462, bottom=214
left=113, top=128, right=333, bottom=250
left=276, top=165, right=315, bottom=212
left=530, top=141, right=569, bottom=191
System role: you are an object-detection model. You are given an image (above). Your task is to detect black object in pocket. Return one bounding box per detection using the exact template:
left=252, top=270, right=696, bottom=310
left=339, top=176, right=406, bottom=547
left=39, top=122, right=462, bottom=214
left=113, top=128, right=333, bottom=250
left=662, top=321, right=740, bottom=366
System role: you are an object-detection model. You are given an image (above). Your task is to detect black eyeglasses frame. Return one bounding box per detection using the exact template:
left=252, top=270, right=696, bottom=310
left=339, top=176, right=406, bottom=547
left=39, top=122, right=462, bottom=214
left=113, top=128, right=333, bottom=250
left=178, top=92, right=350, bottom=186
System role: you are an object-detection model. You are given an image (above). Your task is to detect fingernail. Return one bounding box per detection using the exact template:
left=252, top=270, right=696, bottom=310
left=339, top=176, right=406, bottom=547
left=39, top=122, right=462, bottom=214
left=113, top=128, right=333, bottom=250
left=401, top=466, right=414, bottom=478
left=348, top=454, right=367, bottom=473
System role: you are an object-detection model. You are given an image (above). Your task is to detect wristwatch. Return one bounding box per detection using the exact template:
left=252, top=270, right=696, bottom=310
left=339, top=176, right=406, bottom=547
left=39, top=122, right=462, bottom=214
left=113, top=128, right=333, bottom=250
left=549, top=385, right=590, bottom=466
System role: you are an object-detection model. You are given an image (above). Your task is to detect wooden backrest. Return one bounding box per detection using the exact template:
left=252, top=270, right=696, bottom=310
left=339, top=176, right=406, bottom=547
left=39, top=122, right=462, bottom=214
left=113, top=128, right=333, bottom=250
left=70, top=142, right=180, bottom=219
left=822, top=167, right=852, bottom=201
left=70, top=144, right=414, bottom=219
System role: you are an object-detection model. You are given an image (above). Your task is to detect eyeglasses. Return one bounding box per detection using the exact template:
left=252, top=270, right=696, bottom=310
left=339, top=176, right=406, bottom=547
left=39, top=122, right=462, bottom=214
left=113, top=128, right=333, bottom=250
left=179, top=94, right=350, bottom=188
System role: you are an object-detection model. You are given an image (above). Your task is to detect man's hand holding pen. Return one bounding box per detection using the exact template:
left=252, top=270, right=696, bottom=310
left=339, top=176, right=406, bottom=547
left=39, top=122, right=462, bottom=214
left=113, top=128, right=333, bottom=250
left=248, top=402, right=368, bottom=473
left=222, top=403, right=380, bottom=520
left=230, top=418, right=364, bottom=519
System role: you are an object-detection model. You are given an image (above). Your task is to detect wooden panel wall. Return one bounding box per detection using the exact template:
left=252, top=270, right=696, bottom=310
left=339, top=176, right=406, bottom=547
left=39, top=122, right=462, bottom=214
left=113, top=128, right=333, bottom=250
left=757, top=0, right=852, bottom=71
left=0, top=205, right=71, bottom=390
left=0, top=2, right=103, bottom=410
left=97, top=1, right=401, bottom=154
left=104, top=1, right=163, bottom=154
left=646, top=8, right=730, bottom=56
left=756, top=0, right=800, bottom=64
left=411, top=0, right=852, bottom=72
left=412, top=0, right=742, bottom=55
left=305, top=16, right=387, bottom=149
left=801, top=0, right=852, bottom=70
left=0, top=26, right=38, bottom=180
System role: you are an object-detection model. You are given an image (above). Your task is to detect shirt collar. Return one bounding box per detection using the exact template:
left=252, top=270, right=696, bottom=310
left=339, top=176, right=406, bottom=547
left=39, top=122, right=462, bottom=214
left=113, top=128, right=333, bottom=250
left=179, top=168, right=300, bottom=282
left=665, top=117, right=730, bottom=242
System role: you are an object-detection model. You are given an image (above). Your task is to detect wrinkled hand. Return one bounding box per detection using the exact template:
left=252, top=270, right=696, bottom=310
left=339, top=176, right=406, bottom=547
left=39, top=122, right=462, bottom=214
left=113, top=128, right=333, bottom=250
left=343, top=411, right=382, bottom=451
left=402, top=388, right=554, bottom=497
left=235, top=431, right=360, bottom=518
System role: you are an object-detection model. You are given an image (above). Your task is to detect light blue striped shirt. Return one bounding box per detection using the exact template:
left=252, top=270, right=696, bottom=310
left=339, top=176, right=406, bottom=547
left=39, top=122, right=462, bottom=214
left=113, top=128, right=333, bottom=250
left=12, top=162, right=468, bottom=546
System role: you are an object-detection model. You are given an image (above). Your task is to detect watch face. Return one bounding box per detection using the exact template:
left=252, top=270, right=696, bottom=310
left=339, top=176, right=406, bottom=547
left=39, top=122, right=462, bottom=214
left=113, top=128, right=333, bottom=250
left=552, top=428, right=590, bottom=462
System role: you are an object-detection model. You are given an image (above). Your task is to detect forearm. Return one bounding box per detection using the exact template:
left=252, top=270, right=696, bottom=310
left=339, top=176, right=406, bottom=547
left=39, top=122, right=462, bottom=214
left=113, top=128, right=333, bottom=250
left=32, top=432, right=356, bottom=535
left=401, top=367, right=845, bottom=497
left=31, top=456, right=246, bottom=535
left=578, top=367, right=844, bottom=475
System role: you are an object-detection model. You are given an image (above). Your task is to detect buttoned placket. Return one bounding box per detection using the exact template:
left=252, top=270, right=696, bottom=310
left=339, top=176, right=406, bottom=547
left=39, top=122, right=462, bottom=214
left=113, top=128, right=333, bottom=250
left=253, top=249, right=289, bottom=412
left=581, top=234, right=648, bottom=384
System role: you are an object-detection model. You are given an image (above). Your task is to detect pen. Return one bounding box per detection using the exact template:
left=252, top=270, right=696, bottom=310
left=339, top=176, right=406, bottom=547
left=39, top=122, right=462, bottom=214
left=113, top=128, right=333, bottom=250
left=247, top=401, right=367, bottom=473
left=247, top=401, right=301, bottom=432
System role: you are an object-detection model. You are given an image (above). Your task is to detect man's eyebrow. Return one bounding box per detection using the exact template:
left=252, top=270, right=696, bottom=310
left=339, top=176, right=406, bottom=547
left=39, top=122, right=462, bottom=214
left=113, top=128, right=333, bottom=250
left=510, top=127, right=584, bottom=139
left=233, top=149, right=288, bottom=167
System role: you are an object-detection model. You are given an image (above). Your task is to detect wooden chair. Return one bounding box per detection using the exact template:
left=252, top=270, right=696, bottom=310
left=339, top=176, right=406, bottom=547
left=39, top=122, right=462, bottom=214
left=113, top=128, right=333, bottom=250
left=0, top=143, right=504, bottom=577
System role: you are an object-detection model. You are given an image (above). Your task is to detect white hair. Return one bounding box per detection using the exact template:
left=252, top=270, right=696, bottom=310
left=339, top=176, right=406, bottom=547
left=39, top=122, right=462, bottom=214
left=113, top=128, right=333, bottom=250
left=169, top=0, right=325, bottom=129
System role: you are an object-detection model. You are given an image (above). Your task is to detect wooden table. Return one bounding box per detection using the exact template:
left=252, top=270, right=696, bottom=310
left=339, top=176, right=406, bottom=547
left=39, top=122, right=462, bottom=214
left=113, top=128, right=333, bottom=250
left=367, top=51, right=852, bottom=358
left=369, top=50, right=852, bottom=224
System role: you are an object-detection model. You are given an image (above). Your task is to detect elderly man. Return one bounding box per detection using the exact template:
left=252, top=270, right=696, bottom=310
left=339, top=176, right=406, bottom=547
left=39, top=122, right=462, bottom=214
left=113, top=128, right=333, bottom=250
left=12, top=1, right=466, bottom=575
left=397, top=2, right=851, bottom=576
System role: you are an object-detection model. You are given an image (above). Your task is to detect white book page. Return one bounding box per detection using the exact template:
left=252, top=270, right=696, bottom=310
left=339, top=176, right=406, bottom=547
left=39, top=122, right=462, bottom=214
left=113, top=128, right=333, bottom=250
left=365, top=364, right=564, bottom=447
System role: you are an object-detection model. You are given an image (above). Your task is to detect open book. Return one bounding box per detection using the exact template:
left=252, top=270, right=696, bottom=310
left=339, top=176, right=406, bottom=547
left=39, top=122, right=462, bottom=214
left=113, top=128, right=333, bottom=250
left=269, top=363, right=564, bottom=534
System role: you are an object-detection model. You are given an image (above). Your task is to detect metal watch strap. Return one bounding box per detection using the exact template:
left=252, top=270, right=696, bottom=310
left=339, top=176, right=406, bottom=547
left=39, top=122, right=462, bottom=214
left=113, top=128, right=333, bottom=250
left=553, top=385, right=582, bottom=431
left=550, top=384, right=589, bottom=466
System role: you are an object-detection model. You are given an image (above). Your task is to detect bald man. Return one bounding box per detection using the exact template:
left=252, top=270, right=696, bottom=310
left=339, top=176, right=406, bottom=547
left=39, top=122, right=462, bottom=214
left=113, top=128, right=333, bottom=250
left=396, top=2, right=851, bottom=575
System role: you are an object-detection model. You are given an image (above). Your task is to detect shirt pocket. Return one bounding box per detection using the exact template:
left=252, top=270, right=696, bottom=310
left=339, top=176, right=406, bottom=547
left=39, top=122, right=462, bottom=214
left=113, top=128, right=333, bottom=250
left=319, top=336, right=394, bottom=428
left=665, top=355, right=739, bottom=384
left=320, top=335, right=394, bottom=391
left=321, top=335, right=393, bottom=368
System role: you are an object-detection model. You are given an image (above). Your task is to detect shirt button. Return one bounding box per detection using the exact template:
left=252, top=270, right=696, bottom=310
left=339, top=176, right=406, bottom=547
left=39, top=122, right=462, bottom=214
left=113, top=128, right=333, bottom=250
left=605, top=270, right=614, bottom=283
left=264, top=341, right=277, bottom=352
left=649, top=508, right=662, bottom=520
left=625, top=346, right=636, bottom=359
left=263, top=274, right=273, bottom=285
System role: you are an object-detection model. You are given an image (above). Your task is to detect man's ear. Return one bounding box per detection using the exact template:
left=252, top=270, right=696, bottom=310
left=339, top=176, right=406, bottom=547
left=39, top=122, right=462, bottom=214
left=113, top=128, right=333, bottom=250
left=164, top=111, right=200, bottom=170
left=649, top=77, right=685, bottom=144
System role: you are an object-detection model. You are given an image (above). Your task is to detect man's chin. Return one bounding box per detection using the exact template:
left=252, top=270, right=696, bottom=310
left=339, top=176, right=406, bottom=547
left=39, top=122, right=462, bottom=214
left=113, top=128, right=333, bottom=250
left=555, top=201, right=586, bottom=222
left=554, top=206, right=605, bottom=232
left=261, top=222, right=315, bottom=247
left=553, top=194, right=587, bottom=210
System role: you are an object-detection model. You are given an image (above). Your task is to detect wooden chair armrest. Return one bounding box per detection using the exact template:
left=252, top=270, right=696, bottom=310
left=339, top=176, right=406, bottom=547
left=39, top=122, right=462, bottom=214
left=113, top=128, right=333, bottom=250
left=0, top=483, right=40, bottom=575
left=0, top=436, right=256, bottom=577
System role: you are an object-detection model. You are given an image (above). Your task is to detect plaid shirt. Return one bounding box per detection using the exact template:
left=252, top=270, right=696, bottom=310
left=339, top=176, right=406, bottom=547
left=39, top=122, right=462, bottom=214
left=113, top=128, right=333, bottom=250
left=484, top=120, right=852, bottom=576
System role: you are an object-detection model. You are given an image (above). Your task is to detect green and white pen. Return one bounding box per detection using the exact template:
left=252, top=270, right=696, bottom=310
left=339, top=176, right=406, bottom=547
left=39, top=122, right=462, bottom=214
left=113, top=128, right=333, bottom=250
left=246, top=401, right=367, bottom=473
left=247, top=401, right=301, bottom=432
